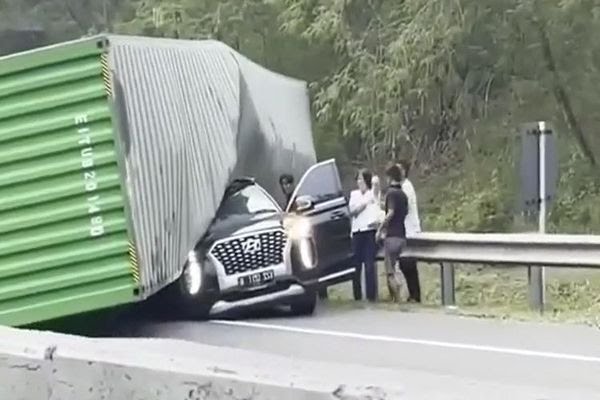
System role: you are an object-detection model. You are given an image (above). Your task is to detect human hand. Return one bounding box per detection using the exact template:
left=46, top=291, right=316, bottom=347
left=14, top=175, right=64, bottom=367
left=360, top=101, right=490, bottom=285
left=357, top=202, right=367, bottom=213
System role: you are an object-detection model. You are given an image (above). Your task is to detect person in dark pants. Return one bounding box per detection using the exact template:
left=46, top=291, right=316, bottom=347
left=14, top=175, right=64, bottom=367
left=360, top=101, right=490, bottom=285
left=398, top=160, right=422, bottom=302
left=399, top=256, right=421, bottom=302
left=377, top=163, right=409, bottom=303
left=348, top=168, right=379, bottom=301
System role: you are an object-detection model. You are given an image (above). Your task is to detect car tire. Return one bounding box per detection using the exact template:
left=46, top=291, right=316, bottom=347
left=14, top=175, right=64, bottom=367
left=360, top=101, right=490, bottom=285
left=290, top=291, right=317, bottom=316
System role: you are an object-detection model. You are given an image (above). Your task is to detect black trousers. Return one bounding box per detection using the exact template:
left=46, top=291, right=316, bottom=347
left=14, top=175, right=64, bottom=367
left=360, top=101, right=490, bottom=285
left=352, top=230, right=378, bottom=301
left=399, top=257, right=421, bottom=302
left=318, top=287, right=328, bottom=299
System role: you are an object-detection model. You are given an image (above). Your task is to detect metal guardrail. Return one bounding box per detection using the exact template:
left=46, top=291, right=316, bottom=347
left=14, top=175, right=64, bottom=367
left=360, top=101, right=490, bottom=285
left=380, top=232, right=600, bottom=311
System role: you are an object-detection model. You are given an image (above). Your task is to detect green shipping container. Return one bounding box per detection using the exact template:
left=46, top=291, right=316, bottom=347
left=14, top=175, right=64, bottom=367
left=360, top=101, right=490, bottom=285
left=0, top=34, right=317, bottom=327
left=0, top=38, right=140, bottom=326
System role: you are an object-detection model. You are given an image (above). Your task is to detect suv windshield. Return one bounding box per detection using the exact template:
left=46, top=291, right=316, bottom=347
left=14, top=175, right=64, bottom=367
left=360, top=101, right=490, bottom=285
left=217, top=184, right=279, bottom=219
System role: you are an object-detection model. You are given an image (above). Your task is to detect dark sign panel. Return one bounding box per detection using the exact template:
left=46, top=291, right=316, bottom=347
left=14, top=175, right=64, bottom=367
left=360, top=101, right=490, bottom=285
left=517, top=122, right=558, bottom=213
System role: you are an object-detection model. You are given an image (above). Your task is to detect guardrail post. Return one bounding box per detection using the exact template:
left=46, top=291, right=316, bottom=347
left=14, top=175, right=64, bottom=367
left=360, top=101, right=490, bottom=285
left=440, top=262, right=456, bottom=307
left=528, top=266, right=544, bottom=312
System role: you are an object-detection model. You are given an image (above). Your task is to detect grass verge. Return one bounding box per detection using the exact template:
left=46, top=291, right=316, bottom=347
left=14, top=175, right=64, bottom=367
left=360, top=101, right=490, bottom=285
left=327, top=262, right=600, bottom=328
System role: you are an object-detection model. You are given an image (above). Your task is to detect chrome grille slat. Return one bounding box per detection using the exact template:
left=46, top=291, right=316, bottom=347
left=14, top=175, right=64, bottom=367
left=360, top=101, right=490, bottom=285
left=210, top=230, right=287, bottom=275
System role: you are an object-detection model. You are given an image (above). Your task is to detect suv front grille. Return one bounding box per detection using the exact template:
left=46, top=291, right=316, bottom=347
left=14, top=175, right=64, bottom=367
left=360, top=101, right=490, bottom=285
left=210, top=230, right=287, bottom=275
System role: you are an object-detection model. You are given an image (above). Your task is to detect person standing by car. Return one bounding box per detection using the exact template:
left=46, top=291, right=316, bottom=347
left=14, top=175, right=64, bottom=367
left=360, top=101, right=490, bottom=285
left=398, top=160, right=422, bottom=303
left=348, top=168, right=379, bottom=301
left=377, top=163, right=408, bottom=302
left=279, top=174, right=295, bottom=206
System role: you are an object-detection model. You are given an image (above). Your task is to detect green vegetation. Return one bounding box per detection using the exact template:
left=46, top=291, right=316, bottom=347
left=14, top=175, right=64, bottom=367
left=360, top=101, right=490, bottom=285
left=328, top=264, right=600, bottom=326
left=2, top=0, right=599, bottom=322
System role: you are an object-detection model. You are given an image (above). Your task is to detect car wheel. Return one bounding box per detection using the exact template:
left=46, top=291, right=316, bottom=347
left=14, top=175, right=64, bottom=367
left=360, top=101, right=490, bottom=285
left=290, top=291, right=317, bottom=316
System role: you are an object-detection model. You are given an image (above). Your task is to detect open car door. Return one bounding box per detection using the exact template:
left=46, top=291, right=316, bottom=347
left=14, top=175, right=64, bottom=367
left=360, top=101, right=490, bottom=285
left=286, top=159, right=355, bottom=286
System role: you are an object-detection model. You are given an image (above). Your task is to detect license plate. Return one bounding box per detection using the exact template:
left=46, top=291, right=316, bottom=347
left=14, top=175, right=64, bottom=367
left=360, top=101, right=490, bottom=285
left=238, top=269, right=275, bottom=288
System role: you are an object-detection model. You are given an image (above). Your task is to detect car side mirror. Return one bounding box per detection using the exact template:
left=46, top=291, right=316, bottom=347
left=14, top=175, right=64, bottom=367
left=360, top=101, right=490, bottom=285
left=295, top=195, right=314, bottom=212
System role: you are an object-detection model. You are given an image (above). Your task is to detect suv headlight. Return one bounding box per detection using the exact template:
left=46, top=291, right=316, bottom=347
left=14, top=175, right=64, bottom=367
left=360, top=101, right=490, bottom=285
left=284, top=216, right=316, bottom=269
left=183, top=251, right=203, bottom=296
left=299, top=238, right=317, bottom=269
left=284, top=216, right=312, bottom=239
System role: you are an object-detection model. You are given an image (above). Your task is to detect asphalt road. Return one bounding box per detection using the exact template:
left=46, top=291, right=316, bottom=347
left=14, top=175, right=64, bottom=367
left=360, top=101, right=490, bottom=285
left=117, top=304, right=600, bottom=399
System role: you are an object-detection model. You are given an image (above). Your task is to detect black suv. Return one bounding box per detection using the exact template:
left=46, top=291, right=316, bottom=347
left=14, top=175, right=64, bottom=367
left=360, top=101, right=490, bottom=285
left=170, top=159, right=355, bottom=318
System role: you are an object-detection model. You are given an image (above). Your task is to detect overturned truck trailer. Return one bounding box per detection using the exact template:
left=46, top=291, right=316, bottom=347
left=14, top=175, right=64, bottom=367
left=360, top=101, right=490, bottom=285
left=0, top=35, right=317, bottom=326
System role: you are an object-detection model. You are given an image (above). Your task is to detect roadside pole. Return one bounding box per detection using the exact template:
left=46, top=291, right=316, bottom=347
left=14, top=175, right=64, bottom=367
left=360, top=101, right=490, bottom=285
left=528, top=121, right=548, bottom=311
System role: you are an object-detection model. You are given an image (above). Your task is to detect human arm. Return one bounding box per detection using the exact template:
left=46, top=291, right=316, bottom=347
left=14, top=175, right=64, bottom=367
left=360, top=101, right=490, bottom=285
left=379, top=205, right=395, bottom=230
left=349, top=191, right=374, bottom=217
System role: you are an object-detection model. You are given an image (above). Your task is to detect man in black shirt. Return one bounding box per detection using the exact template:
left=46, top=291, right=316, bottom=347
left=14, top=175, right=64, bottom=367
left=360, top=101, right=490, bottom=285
left=376, top=163, right=408, bottom=302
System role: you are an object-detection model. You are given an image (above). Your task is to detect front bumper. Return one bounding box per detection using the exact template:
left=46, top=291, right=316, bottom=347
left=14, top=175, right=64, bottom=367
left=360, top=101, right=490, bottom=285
left=205, top=266, right=356, bottom=316
left=209, top=283, right=306, bottom=315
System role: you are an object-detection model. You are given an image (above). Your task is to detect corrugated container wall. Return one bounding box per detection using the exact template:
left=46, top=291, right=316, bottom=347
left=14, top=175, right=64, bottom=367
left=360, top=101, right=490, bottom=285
left=0, top=38, right=140, bottom=326
left=106, top=35, right=316, bottom=297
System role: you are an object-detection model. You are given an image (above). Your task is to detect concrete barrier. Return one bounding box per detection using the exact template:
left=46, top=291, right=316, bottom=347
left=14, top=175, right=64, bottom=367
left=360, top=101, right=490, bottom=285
left=0, top=326, right=404, bottom=399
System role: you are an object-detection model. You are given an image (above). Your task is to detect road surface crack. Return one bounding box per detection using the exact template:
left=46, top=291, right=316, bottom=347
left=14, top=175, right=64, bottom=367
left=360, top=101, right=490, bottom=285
left=10, top=363, right=41, bottom=371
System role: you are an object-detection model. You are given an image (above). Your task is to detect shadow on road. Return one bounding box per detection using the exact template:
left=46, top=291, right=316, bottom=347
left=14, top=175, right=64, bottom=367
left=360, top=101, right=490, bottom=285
left=25, top=299, right=316, bottom=338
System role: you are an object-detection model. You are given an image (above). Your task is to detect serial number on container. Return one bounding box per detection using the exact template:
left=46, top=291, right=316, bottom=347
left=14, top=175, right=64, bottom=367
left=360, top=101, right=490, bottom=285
left=75, top=114, right=105, bottom=238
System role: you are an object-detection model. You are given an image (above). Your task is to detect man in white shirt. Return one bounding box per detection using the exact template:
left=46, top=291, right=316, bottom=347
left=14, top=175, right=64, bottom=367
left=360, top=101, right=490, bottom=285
left=399, top=160, right=421, bottom=303
left=348, top=169, right=380, bottom=302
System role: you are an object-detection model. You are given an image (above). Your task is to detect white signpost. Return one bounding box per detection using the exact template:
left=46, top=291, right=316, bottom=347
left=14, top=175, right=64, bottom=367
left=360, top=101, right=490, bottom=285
left=518, top=121, right=558, bottom=311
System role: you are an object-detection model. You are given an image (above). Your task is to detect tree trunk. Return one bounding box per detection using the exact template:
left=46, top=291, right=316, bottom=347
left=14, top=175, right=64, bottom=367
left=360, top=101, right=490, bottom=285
left=536, top=19, right=596, bottom=166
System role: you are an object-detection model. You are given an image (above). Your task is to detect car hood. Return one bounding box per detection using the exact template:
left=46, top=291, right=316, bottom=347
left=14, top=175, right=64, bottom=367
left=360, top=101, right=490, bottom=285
left=200, top=212, right=284, bottom=250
